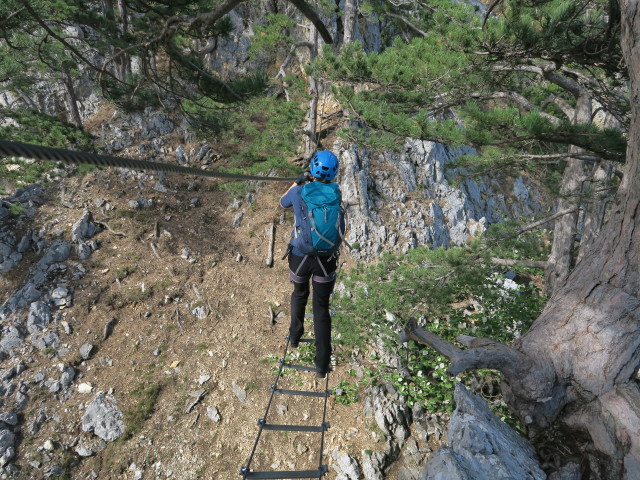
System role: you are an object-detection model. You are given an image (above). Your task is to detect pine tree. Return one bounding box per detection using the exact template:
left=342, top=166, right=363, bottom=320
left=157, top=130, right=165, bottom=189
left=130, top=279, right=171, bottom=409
left=315, top=0, right=627, bottom=295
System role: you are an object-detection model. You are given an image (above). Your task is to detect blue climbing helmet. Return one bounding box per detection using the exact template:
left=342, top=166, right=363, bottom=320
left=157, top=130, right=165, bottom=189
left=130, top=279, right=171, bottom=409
left=310, top=151, right=339, bottom=181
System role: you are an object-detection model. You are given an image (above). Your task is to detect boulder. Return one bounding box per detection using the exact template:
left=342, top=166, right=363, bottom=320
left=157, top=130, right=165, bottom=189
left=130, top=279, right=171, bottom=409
left=37, top=241, right=70, bottom=269
left=419, top=383, right=545, bottom=480
left=27, top=301, right=52, bottom=334
left=82, top=394, right=125, bottom=442
left=332, top=449, right=362, bottom=480
left=71, top=209, right=100, bottom=243
left=80, top=344, right=94, bottom=360
left=0, top=430, right=15, bottom=467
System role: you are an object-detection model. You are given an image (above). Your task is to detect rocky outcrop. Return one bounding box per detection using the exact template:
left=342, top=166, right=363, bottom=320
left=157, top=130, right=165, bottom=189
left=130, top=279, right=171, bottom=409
left=332, top=381, right=445, bottom=480
left=419, top=383, right=546, bottom=480
left=338, top=140, right=543, bottom=261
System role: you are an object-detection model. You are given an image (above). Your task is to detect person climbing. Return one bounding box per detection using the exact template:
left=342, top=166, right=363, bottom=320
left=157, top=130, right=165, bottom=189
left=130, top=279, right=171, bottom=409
left=280, top=150, right=345, bottom=379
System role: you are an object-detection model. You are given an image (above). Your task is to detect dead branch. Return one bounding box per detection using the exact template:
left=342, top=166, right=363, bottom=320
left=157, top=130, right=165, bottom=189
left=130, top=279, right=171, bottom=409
left=276, top=42, right=314, bottom=79
left=385, top=12, right=429, bottom=37
left=491, top=258, right=548, bottom=268
left=541, top=94, right=575, bottom=119
left=516, top=207, right=579, bottom=235
left=173, top=303, right=184, bottom=335
left=150, top=242, right=161, bottom=259
left=94, top=220, right=127, bottom=237
left=402, top=318, right=534, bottom=378
left=265, top=223, right=275, bottom=267
left=268, top=305, right=277, bottom=325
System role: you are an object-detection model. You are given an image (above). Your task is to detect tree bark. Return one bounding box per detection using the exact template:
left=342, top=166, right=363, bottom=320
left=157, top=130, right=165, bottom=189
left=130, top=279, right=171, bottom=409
left=508, top=1, right=640, bottom=472
left=62, top=74, right=83, bottom=126
left=544, top=91, right=592, bottom=296
left=303, top=18, right=319, bottom=159
left=576, top=160, right=616, bottom=264
left=342, top=0, right=358, bottom=45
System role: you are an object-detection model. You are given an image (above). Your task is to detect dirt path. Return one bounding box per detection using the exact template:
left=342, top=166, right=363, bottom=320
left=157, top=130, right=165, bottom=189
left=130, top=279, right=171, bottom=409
left=2, top=169, right=380, bottom=479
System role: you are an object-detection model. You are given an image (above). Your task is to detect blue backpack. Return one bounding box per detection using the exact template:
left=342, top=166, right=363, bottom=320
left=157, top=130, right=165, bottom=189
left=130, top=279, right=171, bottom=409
left=293, top=182, right=345, bottom=256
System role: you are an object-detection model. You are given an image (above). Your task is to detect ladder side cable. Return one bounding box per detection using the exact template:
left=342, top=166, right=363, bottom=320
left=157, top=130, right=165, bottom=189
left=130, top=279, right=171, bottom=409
left=240, top=336, right=330, bottom=479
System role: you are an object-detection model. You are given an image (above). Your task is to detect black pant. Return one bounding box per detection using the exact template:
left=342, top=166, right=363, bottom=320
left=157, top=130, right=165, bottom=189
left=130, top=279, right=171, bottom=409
left=288, top=253, right=337, bottom=373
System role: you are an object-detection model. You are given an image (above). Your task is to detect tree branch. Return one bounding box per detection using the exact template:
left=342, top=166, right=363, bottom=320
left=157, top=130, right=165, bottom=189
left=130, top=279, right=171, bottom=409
left=493, top=63, right=585, bottom=98
left=167, top=46, right=242, bottom=100
left=517, top=152, right=601, bottom=162
left=401, top=318, right=535, bottom=378
left=541, top=94, right=575, bottom=119
left=276, top=41, right=314, bottom=79
left=470, top=91, right=562, bottom=124
left=19, top=0, right=121, bottom=83
left=491, top=258, right=548, bottom=268
left=386, top=12, right=429, bottom=37
left=515, top=207, right=579, bottom=236
left=287, top=0, right=333, bottom=44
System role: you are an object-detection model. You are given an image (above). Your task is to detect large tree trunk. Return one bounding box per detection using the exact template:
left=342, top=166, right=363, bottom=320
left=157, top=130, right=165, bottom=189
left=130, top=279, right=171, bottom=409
left=62, top=74, right=83, bottom=127
left=303, top=16, right=319, bottom=159
left=576, top=160, right=616, bottom=263
left=407, top=2, right=640, bottom=477
left=544, top=91, right=592, bottom=296
left=342, top=0, right=358, bottom=45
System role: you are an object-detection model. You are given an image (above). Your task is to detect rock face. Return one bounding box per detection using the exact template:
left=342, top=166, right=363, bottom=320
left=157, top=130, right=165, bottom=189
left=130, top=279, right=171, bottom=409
left=338, top=140, right=543, bottom=260
left=419, top=383, right=546, bottom=480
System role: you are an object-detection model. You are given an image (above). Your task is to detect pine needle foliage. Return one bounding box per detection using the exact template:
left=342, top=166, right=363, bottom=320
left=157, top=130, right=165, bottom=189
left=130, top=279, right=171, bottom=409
left=316, top=0, right=628, bottom=175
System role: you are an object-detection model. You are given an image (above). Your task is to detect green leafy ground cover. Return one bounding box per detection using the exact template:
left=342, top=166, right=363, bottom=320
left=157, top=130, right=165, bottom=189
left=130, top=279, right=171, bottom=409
left=333, top=231, right=548, bottom=424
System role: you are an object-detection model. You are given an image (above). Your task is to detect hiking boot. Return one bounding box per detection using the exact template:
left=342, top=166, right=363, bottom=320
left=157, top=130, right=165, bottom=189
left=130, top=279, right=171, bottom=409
left=315, top=364, right=329, bottom=379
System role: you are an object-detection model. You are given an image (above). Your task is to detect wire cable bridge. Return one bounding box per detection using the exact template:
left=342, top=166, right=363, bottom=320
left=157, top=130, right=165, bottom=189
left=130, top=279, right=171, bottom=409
left=0, top=140, right=298, bottom=182
left=240, top=334, right=330, bottom=479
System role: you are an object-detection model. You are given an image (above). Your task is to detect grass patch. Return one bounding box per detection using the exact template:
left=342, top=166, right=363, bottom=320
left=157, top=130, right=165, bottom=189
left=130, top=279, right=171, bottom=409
left=8, top=202, right=28, bottom=216
left=124, top=382, right=162, bottom=438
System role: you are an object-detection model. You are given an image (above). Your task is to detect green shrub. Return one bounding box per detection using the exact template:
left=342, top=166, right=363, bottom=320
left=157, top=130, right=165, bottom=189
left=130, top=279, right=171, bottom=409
left=333, top=238, right=547, bottom=416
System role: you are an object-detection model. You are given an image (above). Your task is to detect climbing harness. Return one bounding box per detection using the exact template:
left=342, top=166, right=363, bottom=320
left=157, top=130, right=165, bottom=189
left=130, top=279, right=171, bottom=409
left=240, top=330, right=331, bottom=479
left=0, top=140, right=298, bottom=182
left=289, top=255, right=337, bottom=284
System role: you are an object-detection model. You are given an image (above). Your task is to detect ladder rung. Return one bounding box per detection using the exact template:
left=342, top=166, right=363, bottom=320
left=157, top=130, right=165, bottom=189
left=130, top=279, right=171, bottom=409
left=241, top=466, right=327, bottom=479
left=258, top=420, right=329, bottom=433
left=280, top=362, right=317, bottom=372
left=271, top=386, right=331, bottom=398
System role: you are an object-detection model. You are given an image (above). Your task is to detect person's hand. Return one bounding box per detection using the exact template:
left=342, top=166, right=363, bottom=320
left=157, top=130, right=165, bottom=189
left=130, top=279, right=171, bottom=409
left=294, top=171, right=311, bottom=185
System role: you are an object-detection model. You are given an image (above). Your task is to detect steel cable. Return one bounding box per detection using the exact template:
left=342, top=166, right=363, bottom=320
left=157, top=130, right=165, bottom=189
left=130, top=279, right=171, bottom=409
left=0, top=140, right=298, bottom=182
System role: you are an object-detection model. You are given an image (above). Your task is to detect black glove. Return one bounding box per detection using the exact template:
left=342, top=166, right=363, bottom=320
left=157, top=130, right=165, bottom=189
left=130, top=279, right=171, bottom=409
left=294, top=172, right=311, bottom=185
